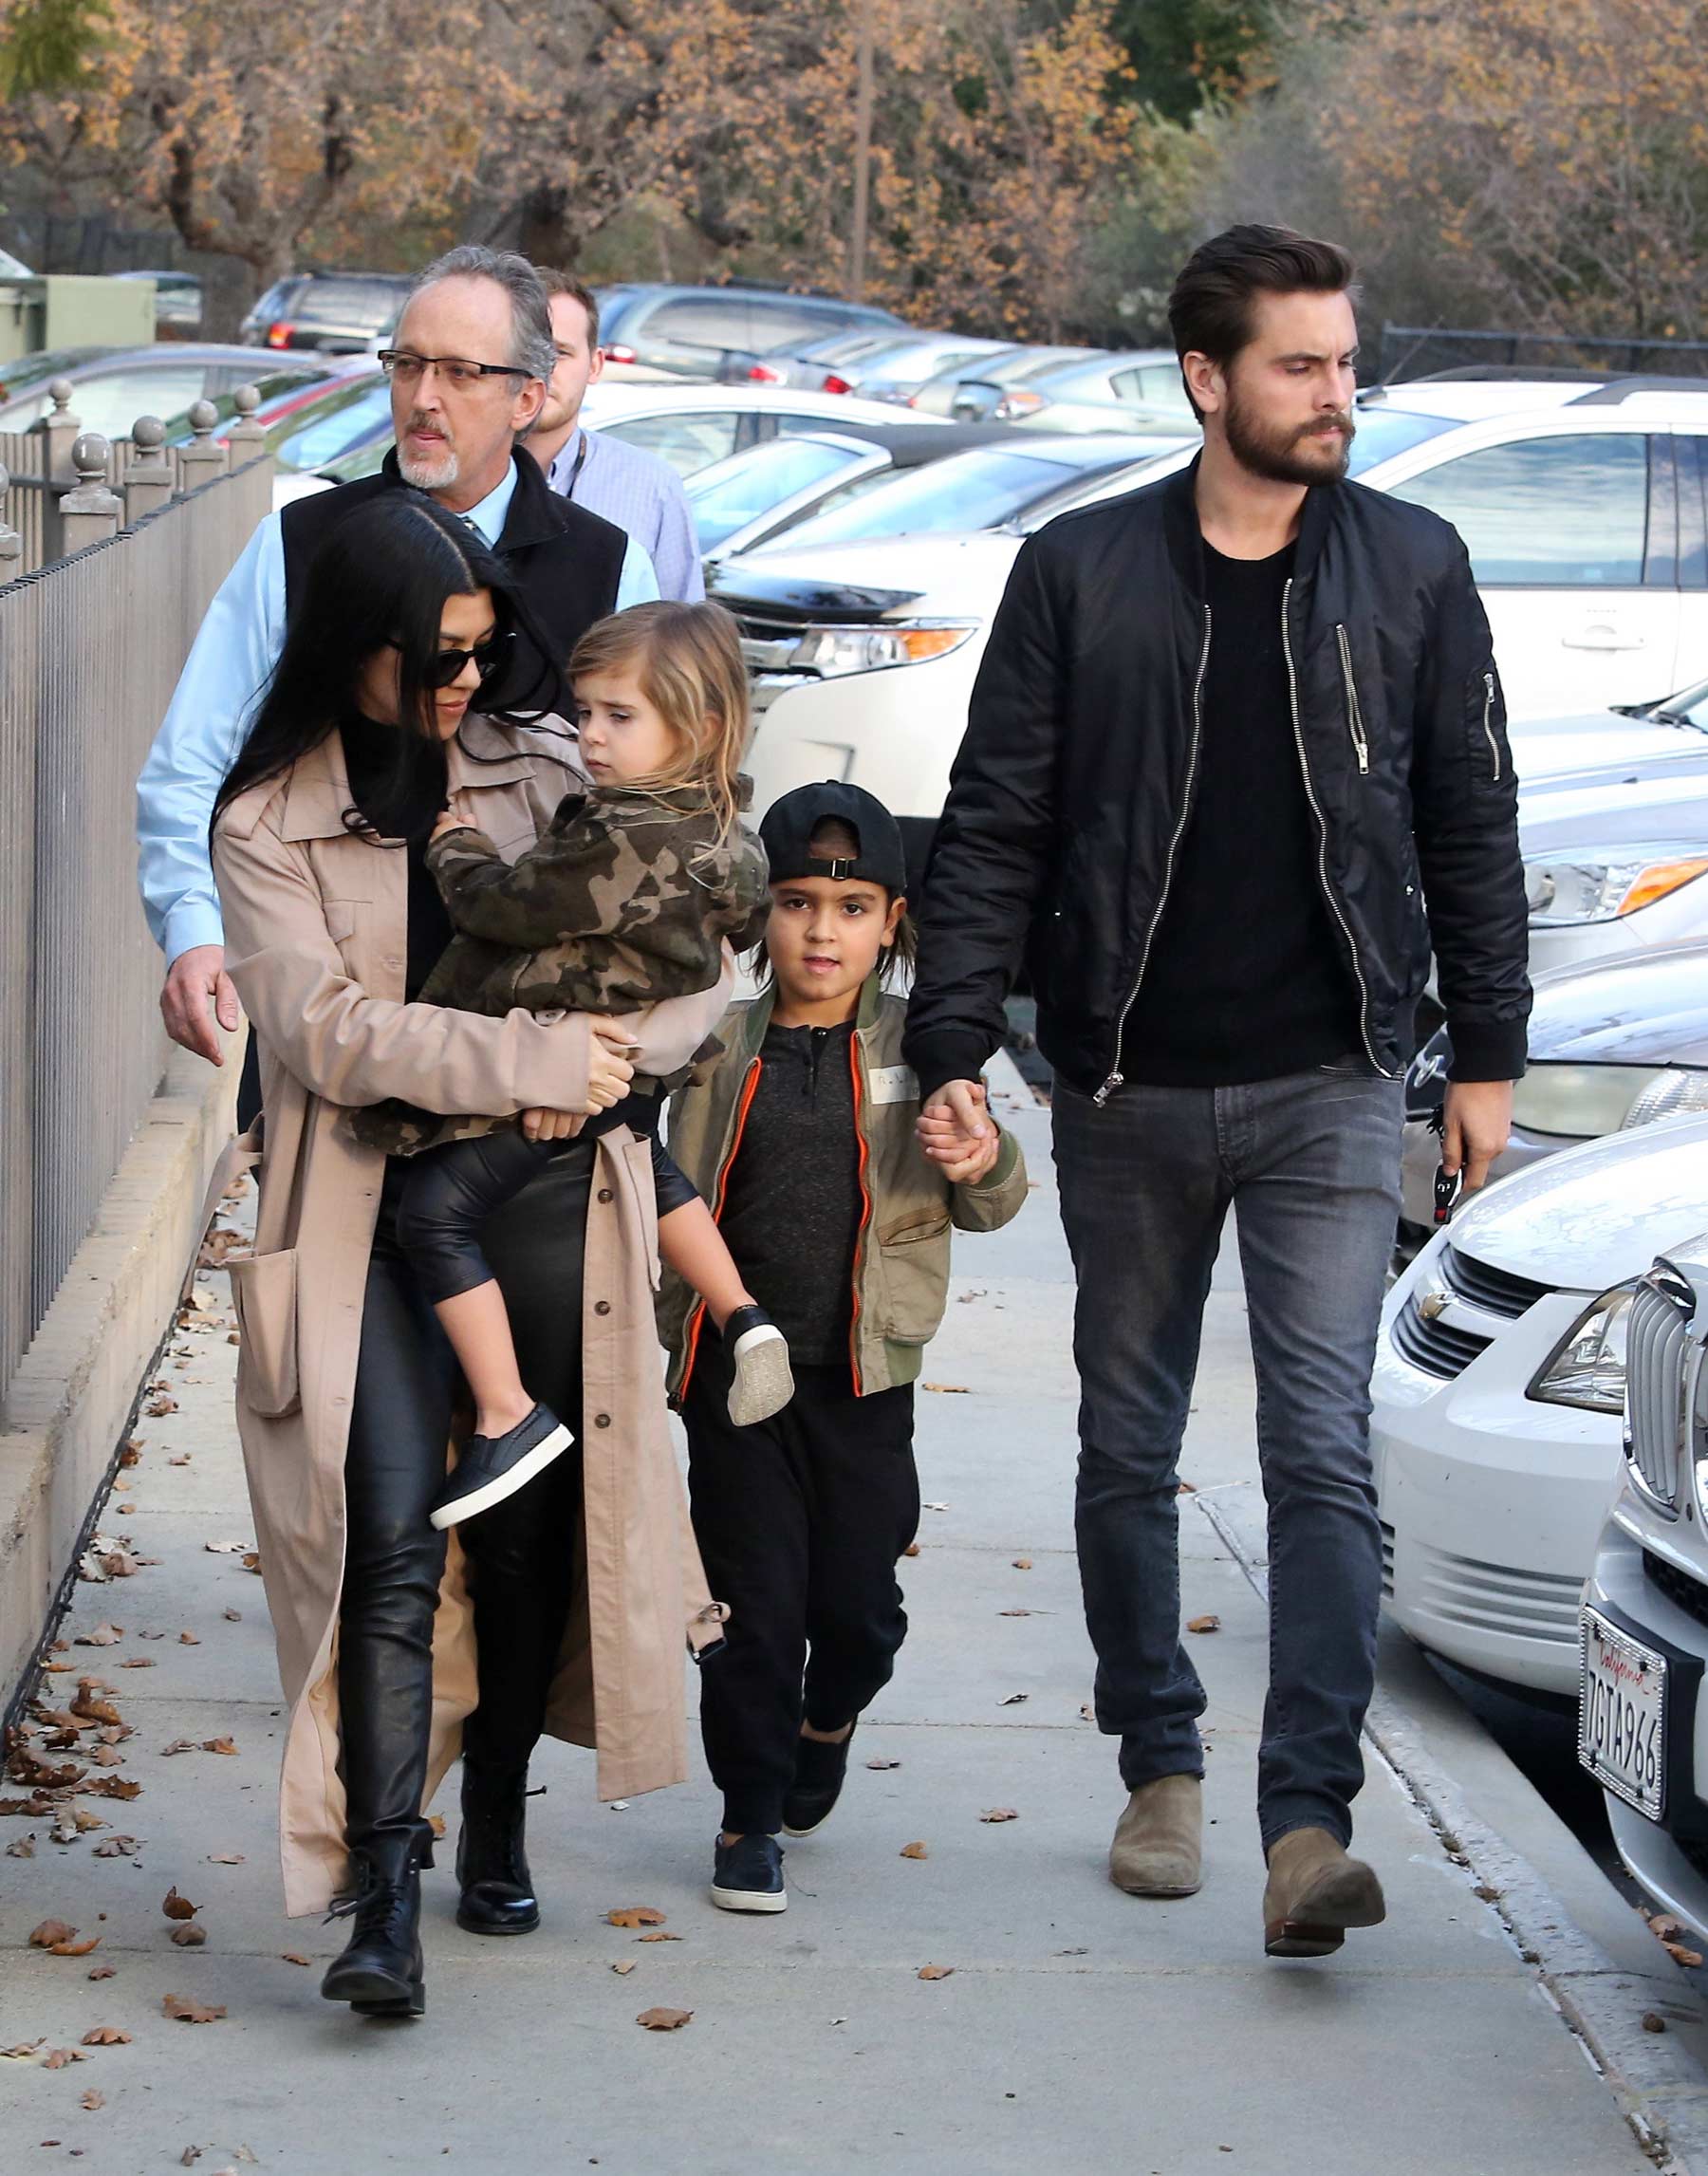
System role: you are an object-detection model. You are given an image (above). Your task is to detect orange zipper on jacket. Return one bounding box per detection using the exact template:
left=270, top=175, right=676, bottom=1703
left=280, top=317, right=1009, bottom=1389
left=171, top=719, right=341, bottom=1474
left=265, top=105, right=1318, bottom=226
left=845, top=1026, right=873, bottom=1397
left=679, top=1055, right=763, bottom=1402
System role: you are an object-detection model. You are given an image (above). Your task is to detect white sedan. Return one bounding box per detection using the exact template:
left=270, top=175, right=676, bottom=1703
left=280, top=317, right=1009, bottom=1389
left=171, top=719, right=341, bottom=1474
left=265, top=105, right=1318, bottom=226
left=1372, top=1110, right=1708, bottom=1698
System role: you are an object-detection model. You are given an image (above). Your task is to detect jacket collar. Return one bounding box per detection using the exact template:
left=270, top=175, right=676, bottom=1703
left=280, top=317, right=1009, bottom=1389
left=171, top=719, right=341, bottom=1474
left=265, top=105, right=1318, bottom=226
left=377, top=446, right=569, bottom=556
left=277, top=716, right=542, bottom=843
left=726, top=972, right=885, bottom=1064
left=1162, top=450, right=1335, bottom=603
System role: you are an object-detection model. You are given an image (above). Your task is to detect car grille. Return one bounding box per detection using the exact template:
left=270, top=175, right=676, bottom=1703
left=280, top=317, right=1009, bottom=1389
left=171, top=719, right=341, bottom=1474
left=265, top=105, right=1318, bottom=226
left=1625, top=1272, right=1694, bottom=1512
left=1379, top=1520, right=1395, bottom=1599
left=1644, top=1548, right=1708, bottom=1632
left=1413, top=1541, right=1583, bottom=1648
left=733, top=611, right=810, bottom=676
left=1439, top=1245, right=1552, bottom=1320
left=1391, top=1297, right=1493, bottom=1380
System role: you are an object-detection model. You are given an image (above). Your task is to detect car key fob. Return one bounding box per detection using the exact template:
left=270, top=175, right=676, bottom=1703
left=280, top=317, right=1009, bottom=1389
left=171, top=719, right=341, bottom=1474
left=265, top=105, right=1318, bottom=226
left=1434, top=1162, right=1462, bottom=1226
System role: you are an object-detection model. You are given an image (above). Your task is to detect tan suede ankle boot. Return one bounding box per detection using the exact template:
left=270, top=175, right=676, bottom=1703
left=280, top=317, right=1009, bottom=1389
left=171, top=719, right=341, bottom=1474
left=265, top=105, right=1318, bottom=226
left=1108, top=1775, right=1202, bottom=1897
left=1262, top=1827, right=1385, bottom=1957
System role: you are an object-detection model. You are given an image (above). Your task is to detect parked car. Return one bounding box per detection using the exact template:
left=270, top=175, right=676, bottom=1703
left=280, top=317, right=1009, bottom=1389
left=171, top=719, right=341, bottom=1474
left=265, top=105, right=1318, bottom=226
left=982, top=347, right=1196, bottom=431
left=810, top=332, right=1016, bottom=404
left=0, top=344, right=340, bottom=441
left=913, top=344, right=1100, bottom=418
left=0, top=247, right=32, bottom=279
left=113, top=270, right=203, bottom=335
left=1582, top=1235, right=1708, bottom=1938
left=1401, top=937, right=1708, bottom=1243
left=592, top=284, right=904, bottom=381
left=732, top=326, right=933, bottom=392
left=686, top=422, right=1013, bottom=563
left=239, top=271, right=415, bottom=353
left=726, top=378, right=1708, bottom=858
left=1372, top=1110, right=1708, bottom=1699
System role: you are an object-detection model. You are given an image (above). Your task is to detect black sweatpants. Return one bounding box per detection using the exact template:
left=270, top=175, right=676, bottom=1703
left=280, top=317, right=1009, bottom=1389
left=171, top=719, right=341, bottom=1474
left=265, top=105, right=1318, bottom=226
left=685, top=1350, right=919, bottom=1836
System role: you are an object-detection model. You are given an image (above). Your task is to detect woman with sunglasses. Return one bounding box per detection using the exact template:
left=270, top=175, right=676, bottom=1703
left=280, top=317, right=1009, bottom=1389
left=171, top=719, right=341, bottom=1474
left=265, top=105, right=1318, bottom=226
left=209, top=493, right=729, bottom=2019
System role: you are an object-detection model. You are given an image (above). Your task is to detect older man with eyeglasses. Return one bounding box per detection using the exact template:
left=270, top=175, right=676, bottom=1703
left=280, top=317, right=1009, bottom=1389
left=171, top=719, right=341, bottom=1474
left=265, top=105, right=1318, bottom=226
left=138, top=245, right=658, bottom=1076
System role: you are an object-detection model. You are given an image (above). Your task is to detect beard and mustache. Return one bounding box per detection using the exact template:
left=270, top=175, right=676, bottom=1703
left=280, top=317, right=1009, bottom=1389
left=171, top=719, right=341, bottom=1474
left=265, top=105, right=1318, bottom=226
left=1223, top=381, right=1354, bottom=486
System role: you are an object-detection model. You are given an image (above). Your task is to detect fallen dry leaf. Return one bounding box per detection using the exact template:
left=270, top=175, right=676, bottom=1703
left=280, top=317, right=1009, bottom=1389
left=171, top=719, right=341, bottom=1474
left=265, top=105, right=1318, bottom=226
left=637, top=1930, right=681, bottom=1944
left=178, top=1632, right=199, bottom=1646
left=162, top=1887, right=198, bottom=1920
left=999, top=1608, right=1033, bottom=1618
left=120, top=1658, right=157, bottom=1669
left=168, top=1455, right=194, bottom=1467
left=86, top=1966, right=116, bottom=1981
left=921, top=1384, right=969, bottom=1395
left=866, top=1757, right=901, bottom=1771
left=43, top=2046, right=85, bottom=2068
left=1177, top=1479, right=1197, bottom=1495
left=997, top=1692, right=1029, bottom=1706
left=74, top=1626, right=122, bottom=1648
left=171, top=1924, right=207, bottom=1947
left=72, top=1809, right=107, bottom=1833
left=81, top=2028, right=130, bottom=2045
left=610, top=1959, right=637, bottom=1976
left=280, top=1952, right=311, bottom=1967
left=161, top=1994, right=225, bottom=2024
left=29, top=1919, right=77, bottom=1947
left=87, top=1746, right=122, bottom=1769
left=201, top=1739, right=238, bottom=1757
left=206, top=1853, right=243, bottom=1865
left=144, top=1395, right=177, bottom=1418
left=50, top=1813, right=81, bottom=1847
left=1186, top=1615, right=1221, bottom=1635
left=203, top=1542, right=252, bottom=1556
left=606, top=1906, right=666, bottom=1928
left=71, top=1690, right=122, bottom=1726
left=222, top=1609, right=241, bottom=1624
left=81, top=2089, right=105, bottom=2111
left=1012, top=1558, right=1032, bottom=1571
left=899, top=1841, right=929, bottom=1860
left=89, top=1777, right=141, bottom=1800
left=1663, top=1939, right=1705, bottom=1969
left=902, top=1542, right=920, bottom=1557
left=241, top=1555, right=262, bottom=1576
left=921, top=1500, right=949, bottom=1512
left=979, top=1807, right=1019, bottom=1823
left=7, top=1835, right=34, bottom=1857
left=161, top=1740, right=197, bottom=1758
left=51, top=1936, right=102, bottom=1957
left=635, top=2007, right=692, bottom=2031
left=917, top=1963, right=954, bottom=1981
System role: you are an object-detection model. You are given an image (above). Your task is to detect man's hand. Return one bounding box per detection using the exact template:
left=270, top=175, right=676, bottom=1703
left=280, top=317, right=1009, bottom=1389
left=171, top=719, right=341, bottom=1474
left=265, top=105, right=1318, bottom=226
left=520, top=1107, right=586, bottom=1143
left=917, top=1105, right=1001, bottom=1185
left=161, top=944, right=239, bottom=1065
left=917, top=1079, right=992, bottom=1169
left=1441, top=1079, right=1513, bottom=1198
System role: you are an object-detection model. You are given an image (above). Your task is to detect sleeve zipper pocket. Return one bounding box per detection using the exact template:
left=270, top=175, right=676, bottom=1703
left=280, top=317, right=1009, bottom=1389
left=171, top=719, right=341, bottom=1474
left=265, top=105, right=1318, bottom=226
left=1334, top=624, right=1370, bottom=774
left=1481, top=670, right=1501, bottom=784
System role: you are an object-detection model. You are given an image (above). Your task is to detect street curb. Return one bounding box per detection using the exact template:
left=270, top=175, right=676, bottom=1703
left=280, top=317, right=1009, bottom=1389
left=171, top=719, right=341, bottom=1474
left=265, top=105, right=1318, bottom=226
left=0, top=1038, right=237, bottom=1720
left=1196, top=1483, right=1708, bottom=2175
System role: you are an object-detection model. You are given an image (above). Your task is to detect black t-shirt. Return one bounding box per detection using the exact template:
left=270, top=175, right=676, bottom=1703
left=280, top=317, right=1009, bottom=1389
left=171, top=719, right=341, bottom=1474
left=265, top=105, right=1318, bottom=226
left=715, top=1018, right=863, bottom=1366
left=1118, top=540, right=1360, bottom=1086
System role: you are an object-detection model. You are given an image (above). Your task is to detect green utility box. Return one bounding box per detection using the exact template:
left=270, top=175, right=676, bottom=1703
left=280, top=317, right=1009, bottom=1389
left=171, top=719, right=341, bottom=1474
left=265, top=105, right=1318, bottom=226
left=0, top=276, right=158, bottom=363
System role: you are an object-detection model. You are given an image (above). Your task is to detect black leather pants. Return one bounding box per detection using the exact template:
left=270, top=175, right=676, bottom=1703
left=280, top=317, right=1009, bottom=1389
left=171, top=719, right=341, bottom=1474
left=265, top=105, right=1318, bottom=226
left=337, top=1145, right=590, bottom=1851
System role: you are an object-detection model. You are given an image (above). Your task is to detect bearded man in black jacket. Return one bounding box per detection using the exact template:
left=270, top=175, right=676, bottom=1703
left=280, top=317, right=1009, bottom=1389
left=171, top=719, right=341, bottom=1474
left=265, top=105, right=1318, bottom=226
left=905, top=226, right=1531, bottom=1959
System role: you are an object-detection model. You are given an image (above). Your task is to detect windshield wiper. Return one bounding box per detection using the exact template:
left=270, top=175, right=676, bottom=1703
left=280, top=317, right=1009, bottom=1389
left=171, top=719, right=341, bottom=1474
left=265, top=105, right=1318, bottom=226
left=1647, top=708, right=1706, bottom=733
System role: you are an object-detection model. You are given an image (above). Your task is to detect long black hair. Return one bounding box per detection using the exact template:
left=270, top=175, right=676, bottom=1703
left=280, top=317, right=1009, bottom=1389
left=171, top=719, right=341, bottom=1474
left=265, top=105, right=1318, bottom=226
left=211, top=493, right=556, bottom=836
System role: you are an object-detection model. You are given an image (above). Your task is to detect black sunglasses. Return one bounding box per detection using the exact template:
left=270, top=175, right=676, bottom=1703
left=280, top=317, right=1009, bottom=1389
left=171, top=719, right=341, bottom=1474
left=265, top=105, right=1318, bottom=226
left=416, top=631, right=512, bottom=690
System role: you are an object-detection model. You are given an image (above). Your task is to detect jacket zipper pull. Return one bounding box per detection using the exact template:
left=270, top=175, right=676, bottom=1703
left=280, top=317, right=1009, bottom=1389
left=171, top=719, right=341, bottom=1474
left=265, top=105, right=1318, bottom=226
left=1093, top=1070, right=1123, bottom=1107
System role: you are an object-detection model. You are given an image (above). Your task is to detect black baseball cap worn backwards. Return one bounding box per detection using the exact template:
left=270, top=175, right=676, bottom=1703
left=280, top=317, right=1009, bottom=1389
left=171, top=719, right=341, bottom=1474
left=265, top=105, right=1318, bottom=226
left=758, top=780, right=908, bottom=894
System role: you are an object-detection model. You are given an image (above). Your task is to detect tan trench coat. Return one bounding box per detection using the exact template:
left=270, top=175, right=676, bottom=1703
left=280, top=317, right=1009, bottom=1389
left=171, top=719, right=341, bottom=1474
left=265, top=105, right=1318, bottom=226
left=211, top=716, right=728, bottom=1917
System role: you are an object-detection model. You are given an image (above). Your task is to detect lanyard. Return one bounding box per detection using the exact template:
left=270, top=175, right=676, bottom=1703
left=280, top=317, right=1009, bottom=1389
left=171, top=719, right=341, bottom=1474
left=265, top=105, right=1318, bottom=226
left=559, top=433, right=590, bottom=501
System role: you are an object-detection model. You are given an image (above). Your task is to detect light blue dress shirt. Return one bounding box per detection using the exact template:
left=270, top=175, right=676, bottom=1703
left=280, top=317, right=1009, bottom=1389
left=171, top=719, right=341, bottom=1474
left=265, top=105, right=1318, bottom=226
left=136, top=458, right=659, bottom=964
left=548, top=428, right=705, bottom=604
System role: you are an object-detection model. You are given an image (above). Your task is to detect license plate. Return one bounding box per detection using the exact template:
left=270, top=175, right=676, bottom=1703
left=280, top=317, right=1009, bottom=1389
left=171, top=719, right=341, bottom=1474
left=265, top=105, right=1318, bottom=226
left=1579, top=1608, right=1667, bottom=1819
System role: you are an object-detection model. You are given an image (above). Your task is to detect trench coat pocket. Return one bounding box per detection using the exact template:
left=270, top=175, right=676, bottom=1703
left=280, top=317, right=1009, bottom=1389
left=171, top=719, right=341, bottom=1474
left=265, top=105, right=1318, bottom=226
left=228, top=1249, right=303, bottom=1418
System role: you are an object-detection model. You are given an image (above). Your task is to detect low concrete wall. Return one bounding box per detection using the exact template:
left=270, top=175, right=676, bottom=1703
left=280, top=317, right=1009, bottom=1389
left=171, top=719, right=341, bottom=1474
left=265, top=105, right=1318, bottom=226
left=0, top=1041, right=237, bottom=1711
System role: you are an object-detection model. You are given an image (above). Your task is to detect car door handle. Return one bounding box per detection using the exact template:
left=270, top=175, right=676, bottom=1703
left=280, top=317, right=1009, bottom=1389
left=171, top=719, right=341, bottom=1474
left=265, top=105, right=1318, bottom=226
left=1562, top=620, right=1647, bottom=651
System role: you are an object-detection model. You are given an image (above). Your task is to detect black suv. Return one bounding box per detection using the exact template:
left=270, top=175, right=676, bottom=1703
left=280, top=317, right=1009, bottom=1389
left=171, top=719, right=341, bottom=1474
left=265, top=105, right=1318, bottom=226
left=239, top=272, right=415, bottom=354
left=594, top=284, right=904, bottom=380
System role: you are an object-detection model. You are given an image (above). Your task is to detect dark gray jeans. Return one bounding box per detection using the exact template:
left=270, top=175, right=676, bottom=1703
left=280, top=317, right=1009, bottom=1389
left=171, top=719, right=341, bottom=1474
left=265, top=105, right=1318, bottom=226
left=1051, top=1061, right=1403, bottom=1850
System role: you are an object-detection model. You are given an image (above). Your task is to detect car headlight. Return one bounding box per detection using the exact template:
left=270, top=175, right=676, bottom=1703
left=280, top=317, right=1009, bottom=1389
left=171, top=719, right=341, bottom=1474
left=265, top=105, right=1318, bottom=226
left=1512, top=1063, right=1708, bottom=1138
left=1529, top=1284, right=1635, bottom=1412
left=1524, top=856, right=1708, bottom=925
left=785, top=623, right=976, bottom=678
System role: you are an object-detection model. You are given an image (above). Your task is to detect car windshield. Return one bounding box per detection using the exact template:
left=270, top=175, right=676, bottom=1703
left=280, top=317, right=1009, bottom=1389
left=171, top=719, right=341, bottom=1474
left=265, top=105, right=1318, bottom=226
left=0, top=346, right=103, bottom=404
left=687, top=436, right=872, bottom=549
left=1345, top=404, right=1464, bottom=472
left=156, top=368, right=339, bottom=443
left=775, top=447, right=1087, bottom=546
left=286, top=277, right=406, bottom=327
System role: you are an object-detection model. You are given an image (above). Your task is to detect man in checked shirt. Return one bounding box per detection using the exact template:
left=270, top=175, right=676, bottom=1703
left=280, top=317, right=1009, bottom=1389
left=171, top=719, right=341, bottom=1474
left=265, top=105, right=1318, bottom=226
left=529, top=269, right=706, bottom=603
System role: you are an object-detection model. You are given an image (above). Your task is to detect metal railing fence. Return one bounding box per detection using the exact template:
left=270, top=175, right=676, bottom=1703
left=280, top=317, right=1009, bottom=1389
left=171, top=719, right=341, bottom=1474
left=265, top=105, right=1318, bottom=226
left=0, top=428, right=272, bottom=1404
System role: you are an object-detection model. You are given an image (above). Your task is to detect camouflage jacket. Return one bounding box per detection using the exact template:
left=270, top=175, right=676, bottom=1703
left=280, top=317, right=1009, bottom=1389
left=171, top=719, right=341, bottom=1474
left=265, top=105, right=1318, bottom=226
left=346, top=784, right=768, bottom=1158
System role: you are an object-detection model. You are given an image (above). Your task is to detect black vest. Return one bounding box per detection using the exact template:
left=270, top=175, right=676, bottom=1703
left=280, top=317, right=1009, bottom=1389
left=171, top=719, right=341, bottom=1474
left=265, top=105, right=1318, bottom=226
left=278, top=450, right=630, bottom=715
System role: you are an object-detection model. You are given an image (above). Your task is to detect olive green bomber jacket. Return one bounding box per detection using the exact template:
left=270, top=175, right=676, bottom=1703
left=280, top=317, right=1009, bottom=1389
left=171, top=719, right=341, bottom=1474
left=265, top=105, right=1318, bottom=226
left=658, top=976, right=1028, bottom=1401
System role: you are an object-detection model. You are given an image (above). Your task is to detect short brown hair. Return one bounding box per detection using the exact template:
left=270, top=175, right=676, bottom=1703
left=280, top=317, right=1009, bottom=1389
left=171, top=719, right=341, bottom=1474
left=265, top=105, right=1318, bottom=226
left=536, top=267, right=600, bottom=348
left=1167, top=224, right=1357, bottom=417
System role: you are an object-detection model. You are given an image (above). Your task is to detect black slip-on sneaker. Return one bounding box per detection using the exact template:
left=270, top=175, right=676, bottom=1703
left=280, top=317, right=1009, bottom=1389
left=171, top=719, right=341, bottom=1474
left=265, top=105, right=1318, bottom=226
left=782, top=1722, right=856, bottom=1838
left=723, top=1304, right=794, bottom=1428
left=710, top=1832, right=787, bottom=1914
left=429, top=1404, right=573, bottom=1531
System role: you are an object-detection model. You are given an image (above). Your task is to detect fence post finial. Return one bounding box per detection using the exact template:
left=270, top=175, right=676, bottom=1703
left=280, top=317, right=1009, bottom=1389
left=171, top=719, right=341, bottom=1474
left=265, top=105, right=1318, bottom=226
left=121, top=415, right=176, bottom=526
left=43, top=377, right=82, bottom=490
left=175, top=398, right=230, bottom=493
left=55, top=433, right=122, bottom=554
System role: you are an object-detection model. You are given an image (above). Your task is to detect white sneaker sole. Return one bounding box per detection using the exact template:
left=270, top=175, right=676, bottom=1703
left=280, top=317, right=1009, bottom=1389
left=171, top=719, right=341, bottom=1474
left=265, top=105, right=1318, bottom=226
left=781, top=1809, right=835, bottom=1839
left=429, top=1423, right=575, bottom=1530
left=709, top=1883, right=788, bottom=1914
left=727, top=1326, right=794, bottom=1428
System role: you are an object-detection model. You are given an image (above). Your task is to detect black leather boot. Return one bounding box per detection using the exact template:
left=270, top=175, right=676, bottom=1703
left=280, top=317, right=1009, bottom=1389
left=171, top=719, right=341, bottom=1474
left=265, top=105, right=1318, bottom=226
left=455, top=1763, right=542, bottom=1936
left=321, top=1824, right=433, bottom=2017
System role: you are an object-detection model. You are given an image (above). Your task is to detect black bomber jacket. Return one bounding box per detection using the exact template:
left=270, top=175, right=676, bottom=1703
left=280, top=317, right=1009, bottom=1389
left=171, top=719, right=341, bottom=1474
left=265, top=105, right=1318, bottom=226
left=903, top=456, right=1532, bottom=1103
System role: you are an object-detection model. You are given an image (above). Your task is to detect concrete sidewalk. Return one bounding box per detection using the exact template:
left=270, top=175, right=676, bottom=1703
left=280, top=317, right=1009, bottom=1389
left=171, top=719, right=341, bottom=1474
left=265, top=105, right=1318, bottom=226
left=0, top=1070, right=1695, bottom=2174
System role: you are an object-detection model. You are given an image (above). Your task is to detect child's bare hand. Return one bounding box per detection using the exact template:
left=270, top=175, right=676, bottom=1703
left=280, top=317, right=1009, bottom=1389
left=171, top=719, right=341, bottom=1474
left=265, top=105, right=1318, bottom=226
left=917, top=1106, right=1000, bottom=1184
left=521, top=1107, right=585, bottom=1142
left=430, top=807, right=468, bottom=841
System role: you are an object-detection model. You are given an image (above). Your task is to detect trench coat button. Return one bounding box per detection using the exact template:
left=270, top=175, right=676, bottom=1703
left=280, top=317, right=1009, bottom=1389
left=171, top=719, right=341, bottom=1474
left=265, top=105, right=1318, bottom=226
left=594, top=1412, right=612, bottom=1428
left=594, top=1299, right=611, bottom=1316
left=597, top=1187, right=614, bottom=1203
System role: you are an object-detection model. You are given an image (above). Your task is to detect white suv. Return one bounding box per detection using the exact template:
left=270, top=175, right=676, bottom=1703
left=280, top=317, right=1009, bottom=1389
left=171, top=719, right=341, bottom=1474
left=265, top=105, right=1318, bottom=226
left=1583, top=1237, right=1708, bottom=1939
left=724, top=378, right=1708, bottom=834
